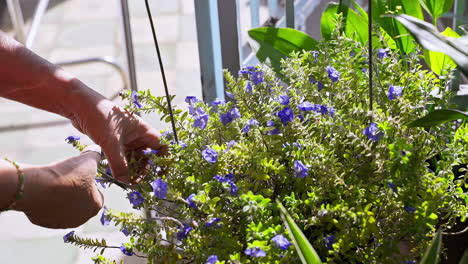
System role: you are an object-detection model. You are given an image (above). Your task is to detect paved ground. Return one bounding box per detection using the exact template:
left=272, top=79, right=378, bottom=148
left=0, top=1, right=201, bottom=263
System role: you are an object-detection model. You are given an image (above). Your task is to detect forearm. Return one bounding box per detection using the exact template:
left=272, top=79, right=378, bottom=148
left=0, top=30, right=110, bottom=120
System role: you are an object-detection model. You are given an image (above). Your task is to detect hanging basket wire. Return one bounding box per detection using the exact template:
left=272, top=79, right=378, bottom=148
left=144, top=0, right=179, bottom=143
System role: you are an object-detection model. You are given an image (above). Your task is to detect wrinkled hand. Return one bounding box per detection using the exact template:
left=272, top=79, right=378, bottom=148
left=17, top=147, right=104, bottom=228
left=70, top=99, right=166, bottom=183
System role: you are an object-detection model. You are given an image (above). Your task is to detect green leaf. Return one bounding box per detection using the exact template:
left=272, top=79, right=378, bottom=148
left=424, top=27, right=460, bottom=75
left=320, top=2, right=368, bottom=45
left=418, top=0, right=454, bottom=23
left=276, top=199, right=322, bottom=264
left=248, top=27, right=317, bottom=78
left=372, top=0, right=423, bottom=54
left=407, top=109, right=468, bottom=128
left=395, top=14, right=468, bottom=76
left=459, top=250, right=468, bottom=264
left=420, top=230, right=442, bottom=264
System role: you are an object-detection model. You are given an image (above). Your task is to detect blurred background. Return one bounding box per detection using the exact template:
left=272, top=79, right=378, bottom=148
left=0, top=0, right=466, bottom=263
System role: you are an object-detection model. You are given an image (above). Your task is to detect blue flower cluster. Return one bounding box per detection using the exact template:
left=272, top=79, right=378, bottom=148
left=213, top=173, right=238, bottom=195
left=363, top=122, right=384, bottom=142
left=326, top=66, right=340, bottom=82
left=308, top=76, right=324, bottom=91
left=202, top=147, right=218, bottom=163
left=220, top=107, right=241, bottom=125
left=242, top=119, right=259, bottom=133
left=128, top=191, right=145, bottom=207
left=152, top=179, right=168, bottom=199
left=186, top=96, right=209, bottom=129
left=298, top=102, right=335, bottom=117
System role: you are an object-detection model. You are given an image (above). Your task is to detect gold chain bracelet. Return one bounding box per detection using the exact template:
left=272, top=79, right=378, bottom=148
left=1, top=158, right=26, bottom=212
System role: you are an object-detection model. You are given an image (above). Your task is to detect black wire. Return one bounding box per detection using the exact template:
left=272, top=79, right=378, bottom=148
left=368, top=0, right=373, bottom=120
left=144, top=0, right=179, bottom=143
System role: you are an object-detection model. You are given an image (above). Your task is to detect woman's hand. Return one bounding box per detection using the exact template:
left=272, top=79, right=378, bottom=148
left=68, top=94, right=167, bottom=183
left=13, top=147, right=104, bottom=229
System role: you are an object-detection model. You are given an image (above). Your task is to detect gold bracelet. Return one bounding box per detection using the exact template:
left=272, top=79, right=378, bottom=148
left=1, top=158, right=26, bottom=212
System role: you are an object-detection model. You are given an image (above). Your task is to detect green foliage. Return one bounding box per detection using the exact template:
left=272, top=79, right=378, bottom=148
left=248, top=27, right=317, bottom=78
left=69, top=27, right=467, bottom=263
left=395, top=14, right=468, bottom=76
left=424, top=27, right=460, bottom=76
left=420, top=230, right=442, bottom=264
left=371, top=0, right=424, bottom=54
left=277, top=200, right=322, bottom=264
left=419, top=0, right=454, bottom=23
left=408, top=109, right=468, bottom=128
left=321, top=2, right=368, bottom=45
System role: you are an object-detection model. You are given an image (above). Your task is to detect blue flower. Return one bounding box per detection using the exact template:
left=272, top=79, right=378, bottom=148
left=185, top=96, right=200, bottom=104
left=206, top=255, right=219, bottom=264
left=298, top=102, right=315, bottom=111
left=363, top=122, right=384, bottom=142
left=161, top=130, right=173, bottom=138
left=120, top=244, right=133, bottom=256
left=65, top=136, right=80, bottom=143
left=404, top=205, right=416, bottom=214
left=242, top=118, right=260, bottom=133
left=244, top=247, right=267, bottom=257
left=142, top=149, right=159, bottom=155
left=63, top=231, right=74, bottom=243
left=225, top=91, right=234, bottom=99
left=308, top=77, right=324, bottom=91
left=128, top=191, right=145, bottom=207
left=361, top=68, right=368, bottom=73
left=100, top=207, right=111, bottom=226
left=324, top=235, right=336, bottom=250
left=388, top=85, right=403, bottom=100
left=202, top=148, right=218, bottom=163
left=220, top=107, right=241, bottom=125
left=187, top=193, right=197, bottom=208
left=294, top=160, right=308, bottom=178
left=297, top=114, right=304, bottom=121
left=105, top=167, right=112, bottom=176
left=349, top=50, right=356, bottom=57
left=251, top=71, right=264, bottom=85
left=121, top=226, right=130, bottom=236
left=311, top=50, right=319, bottom=62
left=329, top=107, right=336, bottom=117
left=388, top=180, right=398, bottom=194
left=277, top=95, right=290, bottom=105
left=177, top=225, right=193, bottom=240
left=377, top=48, right=387, bottom=59
left=326, top=66, right=340, bottom=82
left=95, top=178, right=107, bottom=189
left=229, top=181, right=238, bottom=195
left=278, top=107, right=294, bottom=125
left=131, top=91, right=143, bottom=109
left=194, top=113, right=209, bottom=130
left=318, top=105, right=328, bottom=115
left=267, top=128, right=281, bottom=135
left=271, top=234, right=292, bottom=250
left=225, top=140, right=237, bottom=152
left=211, top=98, right=226, bottom=106
left=245, top=82, right=253, bottom=93
left=404, top=261, right=416, bottom=264
left=205, top=217, right=221, bottom=227
left=152, top=179, right=168, bottom=199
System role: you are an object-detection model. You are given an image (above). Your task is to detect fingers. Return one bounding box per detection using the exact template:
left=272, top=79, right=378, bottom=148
left=80, top=145, right=103, bottom=162
left=102, top=141, right=129, bottom=183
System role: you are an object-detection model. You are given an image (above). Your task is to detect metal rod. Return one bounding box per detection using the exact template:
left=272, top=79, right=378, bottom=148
left=144, top=0, right=179, bottom=143
left=6, top=0, right=26, bottom=43
left=286, top=0, right=295, bottom=29
left=25, top=0, right=49, bottom=49
left=368, top=0, right=373, bottom=117
left=120, top=0, right=138, bottom=93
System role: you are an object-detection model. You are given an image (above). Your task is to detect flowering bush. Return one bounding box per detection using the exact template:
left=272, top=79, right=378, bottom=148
left=65, top=31, right=467, bottom=263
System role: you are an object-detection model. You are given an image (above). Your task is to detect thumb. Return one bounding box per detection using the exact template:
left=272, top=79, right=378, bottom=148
left=101, top=142, right=129, bottom=183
